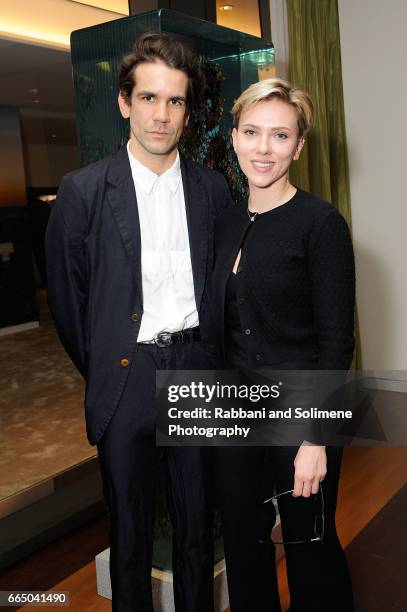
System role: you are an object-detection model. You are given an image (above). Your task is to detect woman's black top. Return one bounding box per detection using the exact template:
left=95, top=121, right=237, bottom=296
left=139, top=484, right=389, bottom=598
left=211, top=188, right=356, bottom=371
left=225, top=271, right=247, bottom=368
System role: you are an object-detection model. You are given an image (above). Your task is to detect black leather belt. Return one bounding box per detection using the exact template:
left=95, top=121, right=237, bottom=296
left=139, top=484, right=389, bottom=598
left=140, top=327, right=201, bottom=348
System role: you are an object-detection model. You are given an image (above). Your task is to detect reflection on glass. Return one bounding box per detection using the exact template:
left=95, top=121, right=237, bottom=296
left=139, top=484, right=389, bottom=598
left=70, top=8, right=274, bottom=203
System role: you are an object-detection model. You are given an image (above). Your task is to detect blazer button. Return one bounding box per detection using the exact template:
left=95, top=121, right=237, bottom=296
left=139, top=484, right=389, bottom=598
left=131, top=313, right=140, bottom=321
left=238, top=298, right=245, bottom=305
left=120, top=358, right=129, bottom=367
left=244, top=328, right=251, bottom=335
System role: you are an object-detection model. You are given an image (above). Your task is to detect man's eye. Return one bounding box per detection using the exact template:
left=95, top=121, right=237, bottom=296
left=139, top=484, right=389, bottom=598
left=275, top=132, right=288, bottom=140
left=142, top=95, right=154, bottom=102
left=170, top=98, right=184, bottom=106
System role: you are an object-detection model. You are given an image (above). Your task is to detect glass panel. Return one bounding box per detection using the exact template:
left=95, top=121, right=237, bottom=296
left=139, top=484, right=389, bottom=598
left=70, top=8, right=274, bottom=201
left=69, top=8, right=274, bottom=570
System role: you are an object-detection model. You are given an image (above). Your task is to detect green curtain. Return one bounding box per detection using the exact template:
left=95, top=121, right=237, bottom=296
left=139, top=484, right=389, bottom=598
left=287, top=0, right=361, bottom=369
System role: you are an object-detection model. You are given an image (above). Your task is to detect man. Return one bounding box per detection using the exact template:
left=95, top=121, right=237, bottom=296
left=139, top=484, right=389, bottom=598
left=46, top=32, right=232, bottom=612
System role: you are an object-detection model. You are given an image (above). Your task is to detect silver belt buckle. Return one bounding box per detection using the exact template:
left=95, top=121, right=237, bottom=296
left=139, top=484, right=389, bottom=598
left=155, top=332, right=173, bottom=348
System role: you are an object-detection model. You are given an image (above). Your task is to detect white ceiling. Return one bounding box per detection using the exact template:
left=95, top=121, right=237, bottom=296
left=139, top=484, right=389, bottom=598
left=69, top=0, right=128, bottom=13
left=216, top=0, right=262, bottom=38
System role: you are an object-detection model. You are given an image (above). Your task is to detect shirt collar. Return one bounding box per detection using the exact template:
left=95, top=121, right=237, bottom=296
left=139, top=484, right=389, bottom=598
left=127, top=141, right=182, bottom=194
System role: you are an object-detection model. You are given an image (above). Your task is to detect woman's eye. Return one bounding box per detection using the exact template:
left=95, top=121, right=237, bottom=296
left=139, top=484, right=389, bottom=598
left=243, top=129, right=256, bottom=136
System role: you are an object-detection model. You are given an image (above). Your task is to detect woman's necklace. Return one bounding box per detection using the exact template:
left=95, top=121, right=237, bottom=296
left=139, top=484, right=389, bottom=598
left=247, top=209, right=258, bottom=222
left=247, top=182, right=292, bottom=222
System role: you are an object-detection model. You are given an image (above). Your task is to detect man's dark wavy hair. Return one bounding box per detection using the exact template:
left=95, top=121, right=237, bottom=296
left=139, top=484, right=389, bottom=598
left=118, top=32, right=204, bottom=114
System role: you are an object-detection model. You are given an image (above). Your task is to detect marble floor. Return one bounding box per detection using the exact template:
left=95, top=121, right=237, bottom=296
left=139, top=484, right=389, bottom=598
left=0, top=321, right=95, bottom=500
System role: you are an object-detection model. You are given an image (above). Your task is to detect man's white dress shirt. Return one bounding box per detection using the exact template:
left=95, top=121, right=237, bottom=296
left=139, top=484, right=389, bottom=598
left=127, top=142, right=199, bottom=342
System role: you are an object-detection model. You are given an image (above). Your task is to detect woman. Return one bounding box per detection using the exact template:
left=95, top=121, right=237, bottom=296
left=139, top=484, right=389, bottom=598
left=212, top=79, right=355, bottom=611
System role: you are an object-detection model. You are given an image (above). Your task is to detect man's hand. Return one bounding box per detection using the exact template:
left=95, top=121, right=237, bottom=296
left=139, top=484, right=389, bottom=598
left=293, top=444, right=327, bottom=497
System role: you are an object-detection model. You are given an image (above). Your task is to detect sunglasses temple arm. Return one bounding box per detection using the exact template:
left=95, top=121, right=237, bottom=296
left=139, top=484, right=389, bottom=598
left=263, top=489, right=295, bottom=504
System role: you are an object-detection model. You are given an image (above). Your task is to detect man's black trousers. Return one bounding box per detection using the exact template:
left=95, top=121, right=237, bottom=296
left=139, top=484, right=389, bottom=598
left=97, top=341, right=217, bottom=612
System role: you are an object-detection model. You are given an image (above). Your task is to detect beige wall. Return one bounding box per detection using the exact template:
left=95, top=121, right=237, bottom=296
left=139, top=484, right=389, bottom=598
left=338, top=0, right=407, bottom=372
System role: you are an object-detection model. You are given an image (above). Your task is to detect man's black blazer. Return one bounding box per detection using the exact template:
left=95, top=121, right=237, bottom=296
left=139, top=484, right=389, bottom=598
left=46, top=145, right=232, bottom=445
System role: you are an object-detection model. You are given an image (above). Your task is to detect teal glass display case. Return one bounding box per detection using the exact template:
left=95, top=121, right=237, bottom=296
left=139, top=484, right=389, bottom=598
left=70, top=9, right=274, bottom=569
left=70, top=8, right=274, bottom=201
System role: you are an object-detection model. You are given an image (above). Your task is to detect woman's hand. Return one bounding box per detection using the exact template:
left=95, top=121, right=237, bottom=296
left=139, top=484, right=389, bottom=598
left=293, top=444, right=327, bottom=497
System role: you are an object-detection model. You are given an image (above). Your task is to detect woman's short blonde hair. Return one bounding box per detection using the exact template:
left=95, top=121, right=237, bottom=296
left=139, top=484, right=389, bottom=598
left=232, top=78, right=314, bottom=137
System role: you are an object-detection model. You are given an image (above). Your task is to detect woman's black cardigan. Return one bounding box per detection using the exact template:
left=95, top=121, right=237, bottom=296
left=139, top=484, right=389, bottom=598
left=209, top=188, right=356, bottom=372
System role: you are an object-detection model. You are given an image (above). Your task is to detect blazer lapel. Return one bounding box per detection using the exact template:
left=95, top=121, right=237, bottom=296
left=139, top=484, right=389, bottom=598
left=106, top=146, right=142, bottom=291
left=181, top=157, right=209, bottom=311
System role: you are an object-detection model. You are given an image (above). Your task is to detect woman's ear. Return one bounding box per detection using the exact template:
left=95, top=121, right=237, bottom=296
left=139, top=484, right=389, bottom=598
left=293, top=137, right=305, bottom=161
